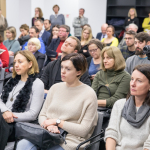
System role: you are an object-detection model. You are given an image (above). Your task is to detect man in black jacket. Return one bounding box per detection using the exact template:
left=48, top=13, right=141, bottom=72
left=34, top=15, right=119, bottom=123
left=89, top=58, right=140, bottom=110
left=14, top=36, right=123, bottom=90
left=41, top=36, right=91, bottom=95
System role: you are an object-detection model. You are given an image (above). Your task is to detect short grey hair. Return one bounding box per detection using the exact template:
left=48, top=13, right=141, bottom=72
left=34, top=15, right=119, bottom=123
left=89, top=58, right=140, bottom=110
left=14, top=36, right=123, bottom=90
left=27, top=38, right=41, bottom=51
left=128, top=23, right=138, bottom=30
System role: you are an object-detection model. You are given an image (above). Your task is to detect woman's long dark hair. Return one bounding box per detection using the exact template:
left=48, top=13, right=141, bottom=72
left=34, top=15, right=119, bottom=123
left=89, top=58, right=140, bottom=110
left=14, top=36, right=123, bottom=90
left=47, top=25, right=59, bottom=46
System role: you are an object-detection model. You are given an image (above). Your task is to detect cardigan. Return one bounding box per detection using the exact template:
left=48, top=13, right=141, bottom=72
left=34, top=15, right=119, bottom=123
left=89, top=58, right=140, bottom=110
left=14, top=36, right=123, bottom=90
left=39, top=82, right=98, bottom=150
left=0, top=78, right=44, bottom=122
left=92, top=69, right=131, bottom=107
left=105, top=99, right=150, bottom=150
left=142, top=17, right=150, bottom=32
left=101, top=37, right=119, bottom=47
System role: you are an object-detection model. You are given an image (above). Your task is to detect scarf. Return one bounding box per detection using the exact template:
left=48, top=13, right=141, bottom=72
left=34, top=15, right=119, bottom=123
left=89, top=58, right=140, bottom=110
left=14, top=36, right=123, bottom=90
left=122, top=96, right=150, bottom=128
left=1, top=74, right=37, bottom=112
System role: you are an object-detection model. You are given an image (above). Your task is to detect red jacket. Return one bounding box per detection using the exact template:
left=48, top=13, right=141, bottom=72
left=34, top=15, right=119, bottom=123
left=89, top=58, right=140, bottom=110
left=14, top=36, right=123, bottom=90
left=0, top=42, right=9, bottom=71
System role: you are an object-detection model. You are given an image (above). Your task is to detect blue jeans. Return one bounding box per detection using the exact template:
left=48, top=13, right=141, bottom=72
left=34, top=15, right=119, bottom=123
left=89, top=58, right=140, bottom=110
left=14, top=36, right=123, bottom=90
left=16, top=139, right=64, bottom=150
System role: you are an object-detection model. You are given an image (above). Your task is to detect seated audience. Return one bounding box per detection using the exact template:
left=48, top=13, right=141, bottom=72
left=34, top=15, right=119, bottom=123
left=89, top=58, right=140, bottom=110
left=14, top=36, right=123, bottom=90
left=142, top=11, right=150, bottom=33
left=44, top=19, right=51, bottom=33
left=3, top=26, right=20, bottom=56
left=120, top=30, right=136, bottom=60
left=0, top=50, right=44, bottom=149
left=87, top=39, right=105, bottom=81
left=34, top=19, right=50, bottom=47
left=50, top=5, right=65, bottom=28
left=16, top=53, right=98, bottom=150
left=101, top=25, right=119, bottom=47
left=32, top=7, right=44, bottom=26
left=92, top=46, right=130, bottom=108
left=118, top=23, right=138, bottom=50
left=27, top=38, right=45, bottom=76
left=105, top=64, right=150, bottom=150
left=0, top=34, right=9, bottom=69
left=125, top=32, right=150, bottom=75
left=96, top=23, right=108, bottom=41
left=18, top=24, right=30, bottom=47
left=78, top=27, right=92, bottom=57
left=124, top=8, right=139, bottom=28
left=41, top=36, right=91, bottom=96
left=47, top=25, right=59, bottom=46
left=46, top=25, right=69, bottom=63
left=73, top=8, right=88, bottom=39
left=22, top=26, right=46, bottom=54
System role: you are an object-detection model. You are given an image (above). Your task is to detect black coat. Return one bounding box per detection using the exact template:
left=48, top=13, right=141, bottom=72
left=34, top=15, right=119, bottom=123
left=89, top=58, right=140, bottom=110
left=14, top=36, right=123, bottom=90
left=41, top=58, right=91, bottom=90
left=78, top=44, right=90, bottom=58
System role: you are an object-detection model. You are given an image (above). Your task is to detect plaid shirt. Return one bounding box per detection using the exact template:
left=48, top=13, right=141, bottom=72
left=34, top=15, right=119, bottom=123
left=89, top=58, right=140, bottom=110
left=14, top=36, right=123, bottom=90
left=120, top=47, right=135, bottom=60
left=0, top=59, right=2, bottom=69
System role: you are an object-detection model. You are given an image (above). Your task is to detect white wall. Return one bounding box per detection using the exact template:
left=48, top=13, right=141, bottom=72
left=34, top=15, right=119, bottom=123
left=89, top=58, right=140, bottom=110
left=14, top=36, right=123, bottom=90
left=6, top=0, right=107, bottom=38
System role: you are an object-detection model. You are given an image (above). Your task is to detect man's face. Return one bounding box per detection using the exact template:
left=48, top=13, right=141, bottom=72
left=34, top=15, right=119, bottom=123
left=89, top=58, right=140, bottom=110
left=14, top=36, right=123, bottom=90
left=79, top=9, right=84, bottom=16
left=125, top=34, right=135, bottom=47
left=135, top=38, right=146, bottom=55
left=58, top=27, right=68, bottom=40
left=29, top=28, right=38, bottom=38
left=61, top=38, right=77, bottom=55
left=128, top=25, right=137, bottom=33
left=44, top=20, right=51, bottom=30
left=34, top=21, right=43, bottom=32
left=101, top=26, right=107, bottom=35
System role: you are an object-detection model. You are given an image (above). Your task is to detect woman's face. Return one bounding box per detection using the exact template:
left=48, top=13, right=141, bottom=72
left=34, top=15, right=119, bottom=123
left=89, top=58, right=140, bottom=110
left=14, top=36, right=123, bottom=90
left=129, top=9, right=135, bottom=16
left=28, top=42, right=37, bottom=53
left=14, top=53, right=32, bottom=76
left=88, top=44, right=101, bottom=59
left=6, top=30, right=13, bottom=39
left=35, top=8, right=39, bottom=17
left=20, top=28, right=28, bottom=36
left=106, top=27, right=113, bottom=37
left=52, top=27, right=59, bottom=36
left=53, top=6, right=59, bottom=13
left=83, top=29, right=90, bottom=40
left=61, top=60, right=81, bottom=83
left=130, top=69, right=150, bottom=97
left=103, top=52, right=115, bottom=70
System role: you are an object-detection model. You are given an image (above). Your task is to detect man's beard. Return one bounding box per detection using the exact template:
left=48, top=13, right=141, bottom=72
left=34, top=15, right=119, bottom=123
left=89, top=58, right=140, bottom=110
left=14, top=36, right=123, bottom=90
left=135, top=47, right=144, bottom=55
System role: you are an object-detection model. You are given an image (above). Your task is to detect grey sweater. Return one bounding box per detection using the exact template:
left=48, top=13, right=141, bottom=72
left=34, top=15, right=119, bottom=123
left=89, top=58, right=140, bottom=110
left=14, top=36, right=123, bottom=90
left=105, top=99, right=150, bottom=150
left=3, top=39, right=20, bottom=53
left=0, top=78, right=44, bottom=122
left=50, top=14, right=65, bottom=28
left=125, top=55, right=150, bottom=75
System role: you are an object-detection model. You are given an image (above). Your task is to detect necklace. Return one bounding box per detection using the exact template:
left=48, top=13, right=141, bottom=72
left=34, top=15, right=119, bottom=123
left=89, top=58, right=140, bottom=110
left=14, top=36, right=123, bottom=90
left=105, top=72, right=116, bottom=87
left=10, top=84, right=21, bottom=101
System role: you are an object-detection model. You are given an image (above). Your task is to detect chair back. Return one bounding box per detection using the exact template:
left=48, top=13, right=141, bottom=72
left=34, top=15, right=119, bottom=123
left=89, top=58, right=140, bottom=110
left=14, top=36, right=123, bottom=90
left=0, top=68, right=5, bottom=94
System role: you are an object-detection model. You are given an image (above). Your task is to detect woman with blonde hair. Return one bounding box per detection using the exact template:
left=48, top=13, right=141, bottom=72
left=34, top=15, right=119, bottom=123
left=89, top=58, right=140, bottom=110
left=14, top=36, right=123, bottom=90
left=32, top=7, right=44, bottom=26
left=0, top=9, right=8, bottom=39
left=0, top=50, right=44, bottom=149
left=3, top=26, right=20, bottom=56
left=124, top=8, right=139, bottom=28
left=79, top=26, right=93, bottom=57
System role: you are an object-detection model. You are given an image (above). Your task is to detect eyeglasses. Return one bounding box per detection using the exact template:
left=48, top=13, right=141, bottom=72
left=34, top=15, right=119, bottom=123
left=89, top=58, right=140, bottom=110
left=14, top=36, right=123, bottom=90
left=59, top=30, right=67, bottom=33
left=124, top=38, right=133, bottom=40
left=89, top=48, right=98, bottom=53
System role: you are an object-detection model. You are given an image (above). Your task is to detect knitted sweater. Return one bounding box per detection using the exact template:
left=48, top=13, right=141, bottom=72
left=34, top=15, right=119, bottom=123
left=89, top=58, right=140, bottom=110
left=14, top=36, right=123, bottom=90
left=105, top=99, right=150, bottom=150
left=92, top=70, right=131, bottom=107
left=39, top=82, right=98, bottom=150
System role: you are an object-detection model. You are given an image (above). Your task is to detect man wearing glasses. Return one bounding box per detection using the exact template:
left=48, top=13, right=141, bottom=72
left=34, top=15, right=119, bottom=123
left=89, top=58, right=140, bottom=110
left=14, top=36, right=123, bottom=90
left=120, top=30, right=136, bottom=60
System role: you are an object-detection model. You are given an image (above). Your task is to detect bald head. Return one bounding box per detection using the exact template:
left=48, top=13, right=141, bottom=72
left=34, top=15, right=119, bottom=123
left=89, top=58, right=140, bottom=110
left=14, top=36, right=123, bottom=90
left=101, top=23, right=108, bottom=35
left=128, top=23, right=138, bottom=33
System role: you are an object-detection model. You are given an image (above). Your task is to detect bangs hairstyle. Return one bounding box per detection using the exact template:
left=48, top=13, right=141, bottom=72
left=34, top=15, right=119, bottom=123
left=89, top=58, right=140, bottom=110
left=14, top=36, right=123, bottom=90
left=35, top=7, right=43, bottom=18
left=12, top=50, right=39, bottom=78
left=6, top=26, right=16, bottom=40
left=20, top=24, right=29, bottom=32
left=81, top=27, right=93, bottom=45
left=135, top=32, right=150, bottom=43
left=128, top=64, right=150, bottom=106
left=27, top=38, right=41, bottom=50
left=101, top=46, right=126, bottom=71
left=53, top=5, right=60, bottom=11
left=61, top=53, right=87, bottom=78
left=128, top=8, right=137, bottom=17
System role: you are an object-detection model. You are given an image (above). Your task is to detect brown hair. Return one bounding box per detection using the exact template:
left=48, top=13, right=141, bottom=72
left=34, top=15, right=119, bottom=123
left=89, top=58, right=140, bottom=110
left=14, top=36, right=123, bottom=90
left=126, top=30, right=137, bottom=37
left=35, top=7, right=43, bottom=18
left=59, top=25, right=70, bottom=32
left=135, top=32, right=150, bottom=43
left=12, top=50, right=39, bottom=78
left=6, top=26, right=16, bottom=40
left=68, top=36, right=81, bottom=52
left=61, top=53, right=87, bottom=78
left=107, top=25, right=115, bottom=35
left=101, top=46, right=126, bottom=71
left=53, top=5, right=60, bottom=11
left=20, top=24, right=29, bottom=32
left=0, top=34, right=3, bottom=43
left=88, top=39, right=106, bottom=50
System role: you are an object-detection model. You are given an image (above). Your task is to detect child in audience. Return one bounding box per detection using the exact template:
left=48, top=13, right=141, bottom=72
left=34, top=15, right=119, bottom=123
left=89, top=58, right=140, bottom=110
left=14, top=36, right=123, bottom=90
left=0, top=50, right=44, bottom=149
left=16, top=53, right=98, bottom=150
left=105, top=64, right=150, bottom=150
